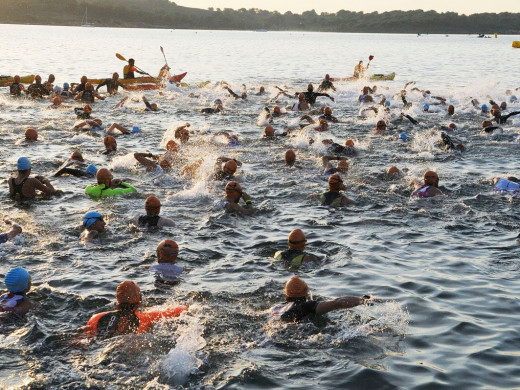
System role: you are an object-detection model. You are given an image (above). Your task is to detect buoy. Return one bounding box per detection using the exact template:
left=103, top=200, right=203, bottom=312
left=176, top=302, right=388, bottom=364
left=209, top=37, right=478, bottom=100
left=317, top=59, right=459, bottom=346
left=495, top=33, right=498, bottom=38
left=512, top=41, right=520, bottom=48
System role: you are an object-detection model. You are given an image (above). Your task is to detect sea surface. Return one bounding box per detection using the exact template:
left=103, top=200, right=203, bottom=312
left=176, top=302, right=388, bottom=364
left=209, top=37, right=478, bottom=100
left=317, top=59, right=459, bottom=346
left=1, top=25, right=520, bottom=389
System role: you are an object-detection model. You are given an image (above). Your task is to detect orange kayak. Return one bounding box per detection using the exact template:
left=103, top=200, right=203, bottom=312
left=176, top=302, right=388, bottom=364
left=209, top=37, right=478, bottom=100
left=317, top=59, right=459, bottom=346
left=0, top=75, right=35, bottom=86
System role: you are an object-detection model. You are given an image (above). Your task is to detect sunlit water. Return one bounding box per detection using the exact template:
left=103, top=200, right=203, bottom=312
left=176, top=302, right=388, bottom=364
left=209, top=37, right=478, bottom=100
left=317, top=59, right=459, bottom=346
left=1, top=25, right=520, bottom=389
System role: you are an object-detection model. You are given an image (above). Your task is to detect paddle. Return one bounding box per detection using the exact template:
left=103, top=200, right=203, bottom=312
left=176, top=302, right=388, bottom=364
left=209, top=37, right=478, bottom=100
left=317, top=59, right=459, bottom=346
left=115, top=53, right=155, bottom=79
left=367, top=54, right=374, bottom=69
left=160, top=46, right=169, bottom=69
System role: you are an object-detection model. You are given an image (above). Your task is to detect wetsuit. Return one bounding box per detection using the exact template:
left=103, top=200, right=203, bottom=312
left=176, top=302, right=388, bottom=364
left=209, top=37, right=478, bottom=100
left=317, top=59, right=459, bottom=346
left=274, top=249, right=306, bottom=268
left=54, top=167, right=89, bottom=178
left=411, top=184, right=431, bottom=198
left=144, top=100, right=158, bottom=112
left=137, top=215, right=160, bottom=228
left=319, top=114, right=339, bottom=123
left=0, top=233, right=9, bottom=244
left=26, top=83, right=49, bottom=98
left=96, top=78, right=124, bottom=94
left=298, top=91, right=332, bottom=105
left=271, top=299, right=319, bottom=322
left=10, top=82, right=22, bottom=96
left=317, top=79, right=335, bottom=92
left=81, top=90, right=94, bottom=103
left=441, top=132, right=457, bottom=151
left=326, top=142, right=348, bottom=155
left=74, top=107, right=91, bottom=119
left=0, top=292, right=26, bottom=313
left=83, top=306, right=187, bottom=338
left=320, top=191, right=343, bottom=206
left=60, top=90, right=72, bottom=98
left=214, top=171, right=233, bottom=181
left=74, top=82, right=86, bottom=94
left=493, top=111, right=520, bottom=125
left=201, top=107, right=222, bottom=114
left=9, top=177, right=28, bottom=200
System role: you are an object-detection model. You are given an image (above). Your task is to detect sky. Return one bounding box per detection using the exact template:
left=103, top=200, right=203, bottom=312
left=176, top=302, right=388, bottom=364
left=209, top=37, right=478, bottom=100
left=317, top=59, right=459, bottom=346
left=174, top=0, right=520, bottom=15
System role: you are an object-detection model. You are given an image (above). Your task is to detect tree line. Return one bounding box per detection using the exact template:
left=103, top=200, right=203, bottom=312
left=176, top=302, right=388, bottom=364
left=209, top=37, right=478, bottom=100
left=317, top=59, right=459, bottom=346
left=1, top=0, right=519, bottom=34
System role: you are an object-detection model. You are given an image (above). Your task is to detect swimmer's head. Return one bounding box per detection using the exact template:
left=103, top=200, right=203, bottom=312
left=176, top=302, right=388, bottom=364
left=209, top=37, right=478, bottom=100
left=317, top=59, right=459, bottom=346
left=481, top=104, right=489, bottom=112
left=35, top=75, right=41, bottom=83
left=288, top=229, right=307, bottom=250
left=103, top=135, right=116, bottom=151
left=447, top=105, right=455, bottom=115
left=83, top=104, right=92, bottom=114
left=481, top=120, right=493, bottom=128
left=324, top=107, right=332, bottom=116
left=500, top=101, right=507, bottom=110
left=448, top=123, right=457, bottom=131
left=336, top=158, right=349, bottom=173
left=510, top=95, right=518, bottom=103
left=112, top=72, right=119, bottom=80
left=116, top=281, right=141, bottom=306
left=80, top=76, right=87, bottom=83
left=157, top=239, right=179, bottom=263
left=14, top=75, right=20, bottom=83
left=298, top=93, right=305, bottom=101
left=47, top=74, right=55, bottom=83
left=25, top=128, right=38, bottom=141
left=214, top=98, right=222, bottom=105
left=362, top=86, right=370, bottom=95
left=307, top=84, right=314, bottom=92
left=259, top=86, right=265, bottom=92
left=387, top=166, right=400, bottom=175
left=423, top=103, right=430, bottom=112
left=264, top=125, right=275, bottom=137
left=285, top=276, right=308, bottom=299
left=423, top=170, right=439, bottom=187
left=225, top=181, right=242, bottom=197
left=345, top=139, right=355, bottom=148
left=5, top=267, right=31, bottom=294
left=151, top=103, right=158, bottom=110
left=328, top=173, right=344, bottom=191
left=145, top=195, right=161, bottom=216
left=285, top=149, right=296, bottom=166
left=273, top=106, right=281, bottom=114
left=325, top=74, right=330, bottom=80
left=166, top=140, right=178, bottom=151
left=223, top=160, right=238, bottom=175
left=96, top=168, right=113, bottom=186
left=376, top=120, right=386, bottom=130
left=70, top=150, right=84, bottom=162
left=179, top=129, right=189, bottom=143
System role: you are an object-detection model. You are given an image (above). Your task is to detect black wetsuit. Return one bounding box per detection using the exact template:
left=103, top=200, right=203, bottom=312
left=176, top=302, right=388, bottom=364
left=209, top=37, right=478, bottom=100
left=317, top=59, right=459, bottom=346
left=54, top=167, right=89, bottom=178
left=96, top=78, right=124, bottom=94
left=10, top=82, right=22, bottom=96
left=144, top=100, right=158, bottom=112
left=96, top=310, right=140, bottom=339
left=26, top=83, right=49, bottom=98
left=493, top=111, right=520, bottom=125
left=326, top=142, right=348, bottom=155
left=137, top=215, right=160, bottom=228
left=317, top=79, right=335, bottom=92
left=321, top=190, right=342, bottom=206
left=214, top=171, right=233, bottom=181
left=319, top=114, right=339, bottom=123
left=9, top=177, right=28, bottom=200
left=298, top=91, right=332, bottom=105
left=280, top=299, right=319, bottom=322
left=74, top=82, right=86, bottom=94
left=81, top=90, right=94, bottom=103
left=201, top=107, right=222, bottom=114
left=74, top=107, right=90, bottom=119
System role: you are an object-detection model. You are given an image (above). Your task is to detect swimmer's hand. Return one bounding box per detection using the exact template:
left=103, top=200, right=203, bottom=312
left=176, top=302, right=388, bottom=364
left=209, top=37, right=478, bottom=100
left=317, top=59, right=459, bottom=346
left=361, top=295, right=382, bottom=306
left=111, top=179, right=122, bottom=186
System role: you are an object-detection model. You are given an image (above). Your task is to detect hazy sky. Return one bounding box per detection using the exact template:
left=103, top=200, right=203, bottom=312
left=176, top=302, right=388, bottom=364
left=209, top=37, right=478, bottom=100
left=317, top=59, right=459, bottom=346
left=174, top=0, right=520, bottom=15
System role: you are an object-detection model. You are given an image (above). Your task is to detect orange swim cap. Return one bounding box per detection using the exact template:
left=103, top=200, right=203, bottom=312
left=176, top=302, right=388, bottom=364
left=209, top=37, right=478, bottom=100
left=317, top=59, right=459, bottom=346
left=423, top=170, right=439, bottom=186
left=336, top=158, right=349, bottom=173
left=264, top=125, right=275, bottom=137
left=481, top=120, right=492, bottom=128
left=324, top=107, right=332, bottom=116
left=145, top=195, right=161, bottom=213
left=157, top=239, right=179, bottom=262
left=104, top=135, right=116, bottom=148
left=285, top=149, right=296, bottom=164
left=70, top=150, right=84, bottom=161
left=25, top=128, right=38, bottom=141
left=386, top=166, right=400, bottom=175
left=288, top=229, right=306, bottom=250
left=273, top=106, right=281, bottom=114
left=96, top=168, right=113, bottom=183
left=166, top=140, right=178, bottom=151
left=225, top=181, right=242, bottom=195
left=116, top=281, right=142, bottom=304
left=224, top=160, right=237, bottom=174
left=328, top=173, right=343, bottom=191
left=285, top=276, right=308, bottom=298
left=345, top=139, right=355, bottom=148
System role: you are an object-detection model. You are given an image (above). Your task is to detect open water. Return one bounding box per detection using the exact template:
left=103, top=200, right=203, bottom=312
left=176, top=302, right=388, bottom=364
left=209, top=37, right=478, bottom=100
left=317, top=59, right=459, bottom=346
left=1, top=25, right=520, bottom=389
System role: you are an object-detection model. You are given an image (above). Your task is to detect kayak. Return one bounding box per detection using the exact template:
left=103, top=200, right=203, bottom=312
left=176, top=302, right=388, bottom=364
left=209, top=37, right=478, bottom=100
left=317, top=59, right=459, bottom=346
left=88, top=76, right=157, bottom=85
left=513, top=41, right=520, bottom=48
left=0, top=75, right=35, bottom=86
left=125, top=84, right=159, bottom=91
left=370, top=72, right=396, bottom=81
left=169, top=72, right=187, bottom=83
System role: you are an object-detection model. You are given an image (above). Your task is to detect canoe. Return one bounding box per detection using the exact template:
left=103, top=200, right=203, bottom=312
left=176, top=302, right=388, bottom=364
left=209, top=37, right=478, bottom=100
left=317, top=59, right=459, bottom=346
left=370, top=72, right=396, bottom=81
left=512, top=41, right=520, bottom=48
left=0, top=75, right=35, bottom=86
left=124, top=84, right=159, bottom=91
left=88, top=76, right=157, bottom=85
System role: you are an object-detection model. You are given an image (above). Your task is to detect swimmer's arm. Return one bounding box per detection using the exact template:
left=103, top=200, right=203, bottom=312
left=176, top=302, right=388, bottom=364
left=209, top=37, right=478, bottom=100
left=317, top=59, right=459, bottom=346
left=226, top=202, right=254, bottom=216
left=427, top=187, right=443, bottom=196
left=315, top=296, right=364, bottom=314
left=73, top=92, right=83, bottom=101
left=4, top=220, right=22, bottom=240
left=95, top=80, right=107, bottom=91
left=14, top=298, right=33, bottom=316
left=322, top=156, right=340, bottom=167
left=32, top=177, right=56, bottom=195
left=341, top=196, right=355, bottom=206
left=302, top=253, right=319, bottom=264
left=157, top=217, right=175, bottom=228
left=300, top=115, right=315, bottom=124
left=94, top=92, right=105, bottom=100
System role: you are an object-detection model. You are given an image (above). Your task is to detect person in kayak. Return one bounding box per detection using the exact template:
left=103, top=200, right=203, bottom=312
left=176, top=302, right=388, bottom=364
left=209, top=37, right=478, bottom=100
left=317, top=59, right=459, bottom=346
left=0, top=267, right=33, bottom=316
left=271, top=276, right=380, bottom=322
left=130, top=195, right=175, bottom=228
left=353, top=60, right=369, bottom=78
left=317, top=74, right=336, bottom=92
left=9, top=75, right=25, bottom=96
left=411, top=170, right=443, bottom=198
left=96, top=72, right=125, bottom=94
left=124, top=58, right=146, bottom=79
left=321, top=173, right=354, bottom=206
left=295, top=84, right=334, bottom=105
left=0, top=220, right=23, bottom=245
left=80, top=211, right=106, bottom=242
left=8, top=157, right=58, bottom=200
left=273, top=229, right=318, bottom=269
left=81, top=281, right=187, bottom=339
left=218, top=181, right=254, bottom=215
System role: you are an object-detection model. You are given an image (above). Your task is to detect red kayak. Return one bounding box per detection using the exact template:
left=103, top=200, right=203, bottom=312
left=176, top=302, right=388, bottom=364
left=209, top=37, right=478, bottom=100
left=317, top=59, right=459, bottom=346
left=169, top=72, right=187, bottom=83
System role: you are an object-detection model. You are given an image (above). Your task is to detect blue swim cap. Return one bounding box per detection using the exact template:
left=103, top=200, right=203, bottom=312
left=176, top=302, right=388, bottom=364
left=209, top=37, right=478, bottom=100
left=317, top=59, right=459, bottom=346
left=400, top=132, right=408, bottom=140
left=384, top=101, right=391, bottom=107
left=17, top=157, right=31, bottom=171
left=85, top=164, right=98, bottom=176
left=132, top=126, right=140, bottom=133
left=214, top=99, right=222, bottom=105
left=481, top=104, right=488, bottom=112
left=510, top=95, right=517, bottom=103
left=83, top=211, right=103, bottom=228
left=5, top=267, right=31, bottom=293
left=63, top=82, right=69, bottom=89
left=229, top=138, right=238, bottom=146
left=53, top=86, right=62, bottom=92
left=423, top=103, right=430, bottom=111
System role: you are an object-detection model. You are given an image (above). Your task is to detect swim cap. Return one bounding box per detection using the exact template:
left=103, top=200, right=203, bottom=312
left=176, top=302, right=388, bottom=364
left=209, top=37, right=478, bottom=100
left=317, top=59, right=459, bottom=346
left=288, top=229, right=306, bottom=250
left=166, top=140, right=178, bottom=151
left=25, top=128, right=38, bottom=141
left=35, top=75, right=41, bottom=83
left=345, top=139, right=355, bottom=148
left=53, top=86, right=62, bottom=93
left=132, top=126, right=140, bottom=133
left=83, top=211, right=103, bottom=228
left=157, top=239, right=179, bottom=262
left=85, top=164, right=98, bottom=176
left=225, top=181, right=242, bottom=195
left=273, top=106, right=281, bottom=114
left=70, top=150, right=84, bottom=161
left=423, top=103, right=430, bottom=111
left=376, top=120, right=386, bottom=128
left=336, top=158, right=349, bottom=173
left=324, top=107, right=332, bottom=116
left=447, top=105, right=455, bottom=114
left=145, top=195, right=161, bottom=213
left=285, top=149, right=296, bottom=164
left=116, top=281, right=141, bottom=304
left=400, top=132, right=408, bottom=140
left=328, top=173, right=343, bottom=191
left=482, top=120, right=493, bottom=128
left=387, top=166, right=400, bottom=175
left=96, top=168, right=113, bottom=183
left=285, top=276, right=308, bottom=298
left=104, top=135, right=116, bottom=148
left=224, top=160, right=238, bottom=174
left=229, top=138, right=238, bottom=146
left=17, top=157, right=31, bottom=171
left=151, top=103, right=158, bottom=110
left=5, top=267, right=31, bottom=293
left=214, top=98, right=222, bottom=105
left=510, top=95, right=518, bottom=103
left=500, top=101, right=507, bottom=110
left=448, top=123, right=457, bottom=130
left=384, top=101, right=391, bottom=107
left=481, top=104, right=488, bottom=112
left=80, top=76, right=87, bottom=83
left=264, top=125, right=275, bottom=137
left=63, top=82, right=69, bottom=88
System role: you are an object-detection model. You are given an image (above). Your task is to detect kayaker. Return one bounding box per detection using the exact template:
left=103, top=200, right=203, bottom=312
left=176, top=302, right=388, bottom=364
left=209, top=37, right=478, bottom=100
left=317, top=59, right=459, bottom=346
left=218, top=181, right=254, bottom=215
left=320, top=173, right=354, bottom=206
left=353, top=60, right=368, bottom=78
left=123, top=58, right=146, bottom=79
left=271, top=276, right=380, bottom=322
left=0, top=220, right=23, bottom=245
left=95, top=72, right=125, bottom=94
left=273, top=229, right=318, bottom=269
left=8, top=157, right=58, bottom=200
left=80, top=211, right=106, bottom=242
left=0, top=267, right=33, bottom=316
left=411, top=170, right=443, bottom=198
left=130, top=195, right=175, bottom=228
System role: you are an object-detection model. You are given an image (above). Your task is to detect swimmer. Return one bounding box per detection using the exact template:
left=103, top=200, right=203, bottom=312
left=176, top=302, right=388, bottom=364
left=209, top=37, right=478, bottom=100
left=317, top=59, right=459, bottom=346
left=213, top=157, right=242, bottom=181
left=322, top=155, right=349, bottom=175
left=54, top=151, right=97, bottom=178
left=284, top=149, right=298, bottom=168
left=300, top=115, right=329, bottom=132
left=85, top=168, right=136, bottom=198
left=72, top=75, right=88, bottom=94
left=319, top=107, right=339, bottom=123
left=296, top=84, right=334, bottom=105
left=373, top=119, right=387, bottom=135
left=74, top=82, right=105, bottom=103
left=291, top=93, right=310, bottom=111
left=26, top=75, right=49, bottom=98
left=411, top=170, right=443, bottom=198
left=9, top=75, right=25, bottom=96
left=273, top=229, right=318, bottom=269
left=321, top=173, right=354, bottom=206
left=74, top=118, right=103, bottom=132
left=95, top=72, right=125, bottom=94
left=134, top=141, right=178, bottom=172
left=272, top=106, right=286, bottom=118
left=24, top=128, right=38, bottom=143
left=80, top=211, right=106, bottom=242
left=174, top=123, right=191, bottom=143
left=103, top=135, right=117, bottom=155
left=201, top=101, right=224, bottom=114
left=440, top=132, right=464, bottom=152
left=75, top=104, right=92, bottom=119
left=224, top=86, right=247, bottom=100
left=493, top=176, right=520, bottom=193
left=481, top=120, right=503, bottom=134
left=263, top=125, right=288, bottom=140
left=0, top=220, right=22, bottom=244
left=60, top=82, right=72, bottom=98
left=447, top=105, right=455, bottom=116
left=359, top=86, right=375, bottom=104
left=47, top=95, right=70, bottom=109
left=150, top=240, right=186, bottom=283
left=490, top=107, right=520, bottom=125
left=255, top=86, right=266, bottom=96
left=271, top=276, right=380, bottom=322
left=142, top=96, right=159, bottom=112
left=106, top=123, right=132, bottom=135
left=8, top=157, right=58, bottom=200
left=0, top=267, right=33, bottom=316
left=131, top=195, right=174, bottom=228
left=81, top=281, right=187, bottom=339
left=43, top=74, right=55, bottom=92
left=218, top=181, right=254, bottom=215
left=317, top=74, right=336, bottom=92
